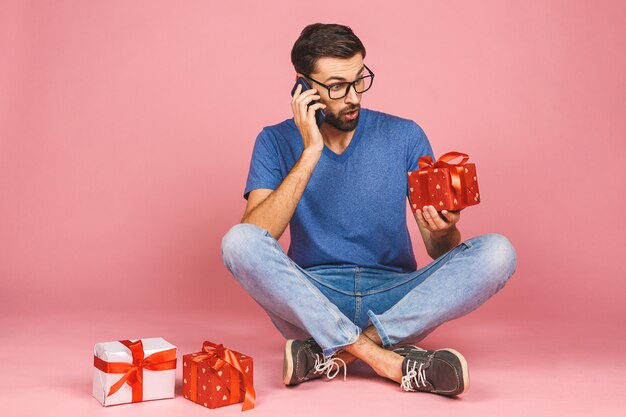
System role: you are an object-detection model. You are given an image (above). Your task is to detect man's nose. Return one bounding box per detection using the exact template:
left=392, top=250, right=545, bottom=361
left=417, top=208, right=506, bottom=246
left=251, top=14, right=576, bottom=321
left=344, top=84, right=360, bottom=104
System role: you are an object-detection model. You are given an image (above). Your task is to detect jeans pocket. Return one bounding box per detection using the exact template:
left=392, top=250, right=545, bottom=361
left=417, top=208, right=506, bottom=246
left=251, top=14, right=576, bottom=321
left=461, top=239, right=473, bottom=249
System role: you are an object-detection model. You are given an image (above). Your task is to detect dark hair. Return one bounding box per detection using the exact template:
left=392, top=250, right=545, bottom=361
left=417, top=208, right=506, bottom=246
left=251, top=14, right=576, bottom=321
left=291, top=23, right=366, bottom=75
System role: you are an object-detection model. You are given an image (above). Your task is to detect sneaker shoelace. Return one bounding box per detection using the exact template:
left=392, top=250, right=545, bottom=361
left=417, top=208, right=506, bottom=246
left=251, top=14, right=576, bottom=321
left=400, top=360, right=427, bottom=391
left=312, top=353, right=347, bottom=381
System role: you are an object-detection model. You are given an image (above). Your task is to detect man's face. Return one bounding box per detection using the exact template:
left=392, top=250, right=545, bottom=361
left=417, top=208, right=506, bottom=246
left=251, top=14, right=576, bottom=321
left=307, top=53, right=365, bottom=132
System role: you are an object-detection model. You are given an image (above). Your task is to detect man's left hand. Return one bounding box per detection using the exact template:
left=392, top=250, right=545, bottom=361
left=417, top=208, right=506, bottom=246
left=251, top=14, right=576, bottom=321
left=415, top=205, right=461, bottom=236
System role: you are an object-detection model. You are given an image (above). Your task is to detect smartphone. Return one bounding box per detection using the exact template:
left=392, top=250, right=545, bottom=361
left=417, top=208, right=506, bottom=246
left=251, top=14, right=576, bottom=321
left=290, top=77, right=326, bottom=127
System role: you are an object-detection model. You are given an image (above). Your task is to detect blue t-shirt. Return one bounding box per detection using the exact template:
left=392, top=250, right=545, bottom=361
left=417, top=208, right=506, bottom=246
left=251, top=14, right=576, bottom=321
left=244, top=108, right=435, bottom=273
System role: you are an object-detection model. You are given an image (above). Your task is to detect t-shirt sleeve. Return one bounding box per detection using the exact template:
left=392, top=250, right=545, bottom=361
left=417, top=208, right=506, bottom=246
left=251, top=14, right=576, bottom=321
left=243, top=128, right=283, bottom=200
left=406, top=121, right=436, bottom=198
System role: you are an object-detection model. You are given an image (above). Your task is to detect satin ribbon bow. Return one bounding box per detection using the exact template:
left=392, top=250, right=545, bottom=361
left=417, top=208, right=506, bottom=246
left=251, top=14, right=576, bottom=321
left=93, top=339, right=177, bottom=402
left=417, top=151, right=473, bottom=207
left=189, top=341, right=256, bottom=411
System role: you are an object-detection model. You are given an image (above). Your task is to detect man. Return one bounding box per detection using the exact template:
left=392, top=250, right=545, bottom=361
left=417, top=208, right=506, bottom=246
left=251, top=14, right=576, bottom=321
left=221, top=23, right=516, bottom=396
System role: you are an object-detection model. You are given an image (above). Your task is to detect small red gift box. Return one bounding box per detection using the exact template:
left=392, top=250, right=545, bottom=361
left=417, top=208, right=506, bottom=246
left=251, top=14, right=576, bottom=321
left=182, top=341, right=255, bottom=411
left=408, top=151, right=480, bottom=212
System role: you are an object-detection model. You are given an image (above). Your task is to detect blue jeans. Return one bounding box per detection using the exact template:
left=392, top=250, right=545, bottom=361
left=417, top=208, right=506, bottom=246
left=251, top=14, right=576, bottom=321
left=221, top=223, right=517, bottom=357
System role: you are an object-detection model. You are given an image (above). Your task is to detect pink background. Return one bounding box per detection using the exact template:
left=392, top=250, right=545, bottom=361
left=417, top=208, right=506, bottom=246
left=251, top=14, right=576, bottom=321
left=1, top=1, right=625, bottom=416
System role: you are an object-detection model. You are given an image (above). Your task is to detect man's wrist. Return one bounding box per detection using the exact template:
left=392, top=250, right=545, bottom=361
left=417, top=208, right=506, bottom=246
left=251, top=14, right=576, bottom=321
left=428, top=225, right=461, bottom=259
left=300, top=147, right=323, bottom=163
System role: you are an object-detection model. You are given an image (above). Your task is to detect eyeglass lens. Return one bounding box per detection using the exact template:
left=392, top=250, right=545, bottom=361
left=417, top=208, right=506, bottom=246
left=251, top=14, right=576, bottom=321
left=329, top=75, right=374, bottom=99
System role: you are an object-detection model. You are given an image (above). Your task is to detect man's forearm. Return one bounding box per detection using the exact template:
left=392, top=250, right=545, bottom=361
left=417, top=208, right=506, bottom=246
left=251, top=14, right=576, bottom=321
left=241, top=149, right=321, bottom=239
left=428, top=226, right=461, bottom=259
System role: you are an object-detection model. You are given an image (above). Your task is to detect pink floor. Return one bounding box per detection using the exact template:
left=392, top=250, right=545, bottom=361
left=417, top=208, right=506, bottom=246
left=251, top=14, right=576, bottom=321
left=3, top=303, right=625, bottom=417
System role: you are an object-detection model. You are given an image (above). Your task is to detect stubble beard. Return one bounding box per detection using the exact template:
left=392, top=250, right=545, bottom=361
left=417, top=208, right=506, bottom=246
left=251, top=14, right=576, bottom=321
left=323, top=105, right=361, bottom=132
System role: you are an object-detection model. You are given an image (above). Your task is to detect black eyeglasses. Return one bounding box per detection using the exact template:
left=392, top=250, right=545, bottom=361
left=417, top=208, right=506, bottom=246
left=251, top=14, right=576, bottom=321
left=305, top=64, right=375, bottom=99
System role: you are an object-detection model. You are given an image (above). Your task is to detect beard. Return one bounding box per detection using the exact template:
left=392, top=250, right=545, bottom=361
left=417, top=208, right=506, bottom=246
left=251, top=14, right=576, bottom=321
left=323, top=105, right=361, bottom=132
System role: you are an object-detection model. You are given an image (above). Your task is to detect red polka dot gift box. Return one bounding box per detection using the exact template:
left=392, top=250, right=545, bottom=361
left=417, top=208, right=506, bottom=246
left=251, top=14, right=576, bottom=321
left=408, top=151, right=480, bottom=212
left=92, top=338, right=177, bottom=406
left=182, top=341, right=256, bottom=411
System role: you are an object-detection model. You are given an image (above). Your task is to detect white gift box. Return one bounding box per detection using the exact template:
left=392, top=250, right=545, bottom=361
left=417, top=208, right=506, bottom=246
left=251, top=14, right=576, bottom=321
left=92, top=337, right=177, bottom=406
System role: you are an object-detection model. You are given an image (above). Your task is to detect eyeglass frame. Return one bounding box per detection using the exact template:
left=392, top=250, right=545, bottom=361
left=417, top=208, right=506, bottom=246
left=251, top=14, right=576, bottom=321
left=304, top=64, right=375, bottom=100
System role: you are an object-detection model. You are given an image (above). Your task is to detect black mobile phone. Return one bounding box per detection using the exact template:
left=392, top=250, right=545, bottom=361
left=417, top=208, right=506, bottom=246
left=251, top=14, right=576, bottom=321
left=290, top=77, right=326, bottom=127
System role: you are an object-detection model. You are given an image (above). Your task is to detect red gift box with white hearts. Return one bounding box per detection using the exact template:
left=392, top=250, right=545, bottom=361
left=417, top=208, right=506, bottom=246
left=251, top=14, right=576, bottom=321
left=408, top=152, right=480, bottom=212
left=182, top=341, right=255, bottom=411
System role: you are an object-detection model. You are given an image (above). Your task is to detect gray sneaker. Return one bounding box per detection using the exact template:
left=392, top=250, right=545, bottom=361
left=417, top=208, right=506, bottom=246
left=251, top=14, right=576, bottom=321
left=283, top=338, right=347, bottom=386
left=400, top=347, right=469, bottom=396
left=392, top=344, right=426, bottom=357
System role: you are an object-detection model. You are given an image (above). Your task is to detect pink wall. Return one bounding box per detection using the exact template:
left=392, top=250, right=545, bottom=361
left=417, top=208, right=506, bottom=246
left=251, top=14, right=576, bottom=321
left=1, top=0, right=625, bottom=323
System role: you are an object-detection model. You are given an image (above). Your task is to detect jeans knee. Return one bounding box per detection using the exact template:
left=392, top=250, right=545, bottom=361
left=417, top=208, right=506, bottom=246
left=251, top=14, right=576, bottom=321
left=221, top=223, right=268, bottom=271
left=473, top=233, right=517, bottom=287
left=470, top=233, right=517, bottom=291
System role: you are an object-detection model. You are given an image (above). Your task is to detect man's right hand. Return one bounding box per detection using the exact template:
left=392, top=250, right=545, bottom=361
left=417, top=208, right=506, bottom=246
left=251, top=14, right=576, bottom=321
left=291, top=83, right=326, bottom=154
left=241, top=82, right=326, bottom=239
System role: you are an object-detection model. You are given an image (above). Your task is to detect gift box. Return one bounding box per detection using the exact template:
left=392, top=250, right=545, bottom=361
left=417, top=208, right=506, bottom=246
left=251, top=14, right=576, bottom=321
left=182, top=341, right=255, bottom=411
left=92, top=338, right=177, bottom=406
left=408, top=151, right=480, bottom=212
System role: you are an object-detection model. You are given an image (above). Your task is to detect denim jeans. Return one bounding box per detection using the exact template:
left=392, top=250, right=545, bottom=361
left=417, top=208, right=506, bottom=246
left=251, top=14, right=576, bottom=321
left=221, top=223, right=517, bottom=357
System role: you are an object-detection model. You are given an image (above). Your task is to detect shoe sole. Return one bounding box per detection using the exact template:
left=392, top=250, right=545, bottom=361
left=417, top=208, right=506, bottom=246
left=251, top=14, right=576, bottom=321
left=439, top=348, right=470, bottom=394
left=283, top=339, right=295, bottom=386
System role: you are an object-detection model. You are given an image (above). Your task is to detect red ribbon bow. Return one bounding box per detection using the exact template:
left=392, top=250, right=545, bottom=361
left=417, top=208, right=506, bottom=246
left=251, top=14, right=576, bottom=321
left=189, top=341, right=256, bottom=411
left=417, top=151, right=472, bottom=207
left=93, top=339, right=177, bottom=403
